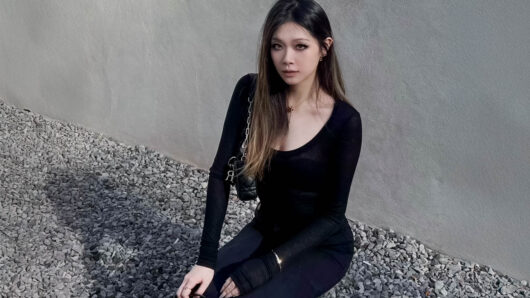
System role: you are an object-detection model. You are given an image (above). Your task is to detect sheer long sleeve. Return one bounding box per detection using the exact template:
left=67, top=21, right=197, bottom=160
left=195, top=73, right=253, bottom=270
left=230, top=111, right=362, bottom=293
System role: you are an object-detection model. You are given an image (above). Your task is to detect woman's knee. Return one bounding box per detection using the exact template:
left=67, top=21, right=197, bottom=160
left=204, top=222, right=266, bottom=296
left=215, top=222, right=264, bottom=269
left=238, top=247, right=351, bottom=297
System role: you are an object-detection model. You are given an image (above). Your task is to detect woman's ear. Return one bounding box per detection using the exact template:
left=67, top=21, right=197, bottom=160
left=321, top=37, right=333, bottom=57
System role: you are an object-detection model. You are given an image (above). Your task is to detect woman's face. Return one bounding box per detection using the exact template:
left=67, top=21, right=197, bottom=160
left=270, top=22, right=328, bottom=87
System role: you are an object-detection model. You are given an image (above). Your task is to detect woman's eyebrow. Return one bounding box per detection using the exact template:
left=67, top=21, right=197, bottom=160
left=271, top=37, right=309, bottom=42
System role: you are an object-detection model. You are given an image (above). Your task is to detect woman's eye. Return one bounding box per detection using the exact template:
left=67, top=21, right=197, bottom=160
left=271, top=44, right=307, bottom=50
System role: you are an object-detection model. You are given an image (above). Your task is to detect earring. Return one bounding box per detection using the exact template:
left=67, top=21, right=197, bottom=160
left=319, top=57, right=323, bottom=61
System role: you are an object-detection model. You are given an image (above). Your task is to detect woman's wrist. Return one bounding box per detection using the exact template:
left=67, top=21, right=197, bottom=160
left=259, top=251, right=281, bottom=276
left=195, top=257, right=216, bottom=270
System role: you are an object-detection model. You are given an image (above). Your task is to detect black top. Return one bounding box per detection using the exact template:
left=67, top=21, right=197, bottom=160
left=196, top=73, right=362, bottom=276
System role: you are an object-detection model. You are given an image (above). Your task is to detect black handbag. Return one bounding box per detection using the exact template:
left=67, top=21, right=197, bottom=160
left=225, top=74, right=258, bottom=201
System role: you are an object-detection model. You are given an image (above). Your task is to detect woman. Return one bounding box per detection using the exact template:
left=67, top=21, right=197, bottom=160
left=177, top=0, right=362, bottom=297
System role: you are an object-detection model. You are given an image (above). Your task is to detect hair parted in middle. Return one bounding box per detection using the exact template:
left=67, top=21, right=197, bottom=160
left=241, top=0, right=352, bottom=181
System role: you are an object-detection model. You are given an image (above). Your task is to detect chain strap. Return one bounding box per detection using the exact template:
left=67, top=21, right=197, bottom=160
left=239, top=94, right=253, bottom=161
left=225, top=76, right=256, bottom=184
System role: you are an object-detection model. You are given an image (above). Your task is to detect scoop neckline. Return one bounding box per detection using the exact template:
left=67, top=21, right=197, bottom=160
left=272, top=100, right=338, bottom=156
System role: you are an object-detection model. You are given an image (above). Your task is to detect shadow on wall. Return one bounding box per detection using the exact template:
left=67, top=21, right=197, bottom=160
left=44, top=167, right=199, bottom=296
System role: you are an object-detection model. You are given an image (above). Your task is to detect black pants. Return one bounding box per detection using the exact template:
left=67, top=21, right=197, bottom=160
left=203, top=219, right=354, bottom=297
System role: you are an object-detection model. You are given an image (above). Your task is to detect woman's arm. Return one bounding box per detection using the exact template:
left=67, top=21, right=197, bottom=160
left=195, top=73, right=254, bottom=270
left=230, top=111, right=362, bottom=293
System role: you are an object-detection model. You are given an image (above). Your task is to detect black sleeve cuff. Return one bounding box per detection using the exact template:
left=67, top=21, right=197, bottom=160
left=229, top=257, right=272, bottom=295
left=195, top=257, right=216, bottom=270
left=259, top=251, right=281, bottom=276
left=230, top=267, right=253, bottom=295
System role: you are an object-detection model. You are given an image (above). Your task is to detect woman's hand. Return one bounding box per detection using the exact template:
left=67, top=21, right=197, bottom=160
left=220, top=276, right=240, bottom=297
left=176, top=265, right=214, bottom=298
left=228, top=252, right=280, bottom=295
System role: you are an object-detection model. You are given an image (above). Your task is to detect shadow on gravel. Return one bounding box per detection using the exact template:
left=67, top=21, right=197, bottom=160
left=45, top=166, right=199, bottom=297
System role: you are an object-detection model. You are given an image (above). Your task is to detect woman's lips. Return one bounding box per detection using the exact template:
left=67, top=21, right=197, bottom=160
left=282, top=70, right=298, bottom=77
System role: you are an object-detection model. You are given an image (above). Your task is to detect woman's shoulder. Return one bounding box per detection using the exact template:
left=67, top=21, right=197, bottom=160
left=231, top=73, right=257, bottom=103
left=334, top=99, right=361, bottom=125
left=227, top=73, right=257, bottom=113
left=233, top=73, right=253, bottom=92
left=332, top=99, right=362, bottom=140
left=235, top=73, right=257, bottom=90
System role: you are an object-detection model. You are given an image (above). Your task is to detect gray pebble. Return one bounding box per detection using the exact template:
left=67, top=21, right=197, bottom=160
left=1, top=100, right=529, bottom=297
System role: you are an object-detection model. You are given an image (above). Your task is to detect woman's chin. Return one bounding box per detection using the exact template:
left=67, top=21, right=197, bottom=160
left=281, top=76, right=299, bottom=85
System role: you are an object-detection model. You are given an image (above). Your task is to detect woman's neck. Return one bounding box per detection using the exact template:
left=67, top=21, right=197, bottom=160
left=287, top=77, right=319, bottom=107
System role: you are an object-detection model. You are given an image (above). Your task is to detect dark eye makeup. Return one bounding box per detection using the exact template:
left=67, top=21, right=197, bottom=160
left=271, top=43, right=308, bottom=50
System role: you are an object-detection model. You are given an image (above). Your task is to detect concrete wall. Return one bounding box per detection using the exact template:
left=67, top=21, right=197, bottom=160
left=1, top=0, right=529, bottom=280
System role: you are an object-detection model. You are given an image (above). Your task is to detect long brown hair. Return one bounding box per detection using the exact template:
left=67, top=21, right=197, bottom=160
left=242, top=0, right=351, bottom=181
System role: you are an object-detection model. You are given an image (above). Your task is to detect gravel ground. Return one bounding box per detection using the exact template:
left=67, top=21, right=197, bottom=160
left=0, top=99, right=528, bottom=298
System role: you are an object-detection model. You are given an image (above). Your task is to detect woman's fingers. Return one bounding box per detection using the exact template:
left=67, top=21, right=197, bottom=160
left=176, top=277, right=186, bottom=297
left=220, top=277, right=239, bottom=297
left=220, top=278, right=231, bottom=297
left=229, top=284, right=240, bottom=297
left=195, top=279, right=209, bottom=297
left=220, top=278, right=229, bottom=295
left=177, top=277, right=197, bottom=298
left=177, top=283, right=189, bottom=298
left=227, top=280, right=236, bottom=293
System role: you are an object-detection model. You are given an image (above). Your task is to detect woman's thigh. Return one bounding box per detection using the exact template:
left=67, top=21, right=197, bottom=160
left=202, top=222, right=266, bottom=297
left=239, top=245, right=353, bottom=298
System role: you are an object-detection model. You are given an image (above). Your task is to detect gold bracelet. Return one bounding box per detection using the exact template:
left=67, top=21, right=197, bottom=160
left=271, top=249, right=282, bottom=271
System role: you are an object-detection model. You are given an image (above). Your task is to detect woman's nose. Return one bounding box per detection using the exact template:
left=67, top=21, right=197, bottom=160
left=282, top=48, right=295, bottom=64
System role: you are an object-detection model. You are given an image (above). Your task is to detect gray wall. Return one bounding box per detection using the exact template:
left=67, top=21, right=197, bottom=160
left=1, top=1, right=528, bottom=280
